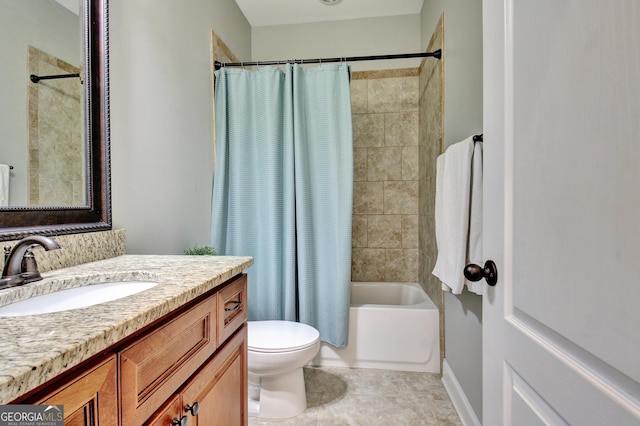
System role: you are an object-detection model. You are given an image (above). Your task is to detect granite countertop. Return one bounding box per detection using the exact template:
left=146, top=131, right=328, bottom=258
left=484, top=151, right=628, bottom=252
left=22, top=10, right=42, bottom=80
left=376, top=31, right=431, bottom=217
left=0, top=254, right=253, bottom=404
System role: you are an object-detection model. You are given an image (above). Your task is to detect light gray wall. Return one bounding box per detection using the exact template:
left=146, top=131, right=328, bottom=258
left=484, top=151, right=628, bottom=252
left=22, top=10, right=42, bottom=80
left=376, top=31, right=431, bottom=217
left=421, top=0, right=484, bottom=420
left=252, top=15, right=422, bottom=72
left=110, top=0, right=251, bottom=254
left=0, top=1, right=80, bottom=206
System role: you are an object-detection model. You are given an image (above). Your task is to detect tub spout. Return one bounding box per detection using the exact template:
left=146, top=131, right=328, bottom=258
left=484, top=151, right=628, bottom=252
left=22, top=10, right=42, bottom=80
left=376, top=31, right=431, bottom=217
left=0, top=236, right=61, bottom=289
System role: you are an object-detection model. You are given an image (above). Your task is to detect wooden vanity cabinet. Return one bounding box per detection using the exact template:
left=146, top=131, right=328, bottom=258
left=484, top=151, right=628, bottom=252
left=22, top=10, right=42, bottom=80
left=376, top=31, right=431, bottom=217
left=14, top=273, right=248, bottom=426
left=122, top=274, right=248, bottom=425
left=34, top=355, right=118, bottom=426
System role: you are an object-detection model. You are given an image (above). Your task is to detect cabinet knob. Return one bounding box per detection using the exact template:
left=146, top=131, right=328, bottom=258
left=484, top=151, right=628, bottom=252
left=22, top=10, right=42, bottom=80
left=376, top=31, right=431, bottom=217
left=185, top=401, right=200, bottom=416
left=172, top=416, right=188, bottom=426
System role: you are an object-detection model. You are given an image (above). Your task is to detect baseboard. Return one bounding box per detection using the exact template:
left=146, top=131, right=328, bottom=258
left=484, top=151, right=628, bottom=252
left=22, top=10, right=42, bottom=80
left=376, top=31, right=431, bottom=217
left=441, top=359, right=482, bottom=426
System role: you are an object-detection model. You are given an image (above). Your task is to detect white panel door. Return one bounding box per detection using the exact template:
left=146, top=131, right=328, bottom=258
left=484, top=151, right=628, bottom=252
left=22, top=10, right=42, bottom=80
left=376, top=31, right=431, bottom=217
left=482, top=1, right=640, bottom=424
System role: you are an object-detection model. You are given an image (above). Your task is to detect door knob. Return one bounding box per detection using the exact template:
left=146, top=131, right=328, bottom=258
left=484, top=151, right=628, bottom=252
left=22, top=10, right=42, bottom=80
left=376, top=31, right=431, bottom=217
left=463, top=260, right=498, bottom=286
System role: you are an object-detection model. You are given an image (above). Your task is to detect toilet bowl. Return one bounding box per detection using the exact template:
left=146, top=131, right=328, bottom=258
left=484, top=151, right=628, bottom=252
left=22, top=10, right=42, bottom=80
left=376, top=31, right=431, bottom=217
left=247, top=320, right=320, bottom=419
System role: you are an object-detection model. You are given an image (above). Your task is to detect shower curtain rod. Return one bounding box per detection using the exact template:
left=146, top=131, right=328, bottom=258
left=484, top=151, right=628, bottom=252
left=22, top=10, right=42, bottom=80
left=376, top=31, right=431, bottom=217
left=214, top=49, right=441, bottom=70
left=30, top=73, right=80, bottom=84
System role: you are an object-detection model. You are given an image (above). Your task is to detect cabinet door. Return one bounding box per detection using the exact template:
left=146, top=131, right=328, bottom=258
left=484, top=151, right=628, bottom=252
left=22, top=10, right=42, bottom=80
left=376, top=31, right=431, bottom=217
left=36, top=355, right=117, bottom=426
left=182, top=325, right=248, bottom=426
left=145, top=395, right=187, bottom=426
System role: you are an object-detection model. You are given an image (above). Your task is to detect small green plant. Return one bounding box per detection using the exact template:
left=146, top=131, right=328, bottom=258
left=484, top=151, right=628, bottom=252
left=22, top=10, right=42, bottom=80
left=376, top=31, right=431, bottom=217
left=184, top=244, right=217, bottom=256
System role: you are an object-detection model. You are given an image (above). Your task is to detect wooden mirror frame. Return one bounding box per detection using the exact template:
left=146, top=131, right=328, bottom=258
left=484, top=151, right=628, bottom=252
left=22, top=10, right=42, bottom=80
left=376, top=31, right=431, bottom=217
left=0, top=0, right=111, bottom=241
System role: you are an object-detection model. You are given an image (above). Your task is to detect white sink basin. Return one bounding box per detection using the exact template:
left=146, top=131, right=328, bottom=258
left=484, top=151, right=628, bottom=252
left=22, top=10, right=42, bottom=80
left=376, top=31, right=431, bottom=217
left=0, top=281, right=159, bottom=317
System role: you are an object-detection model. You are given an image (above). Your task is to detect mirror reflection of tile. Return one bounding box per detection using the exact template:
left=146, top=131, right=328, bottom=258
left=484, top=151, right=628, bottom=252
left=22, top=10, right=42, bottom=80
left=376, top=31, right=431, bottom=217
left=27, top=45, right=84, bottom=206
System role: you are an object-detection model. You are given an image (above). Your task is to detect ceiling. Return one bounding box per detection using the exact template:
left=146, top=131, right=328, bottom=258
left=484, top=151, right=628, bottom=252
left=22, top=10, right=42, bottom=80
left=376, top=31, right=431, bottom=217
left=234, top=0, right=425, bottom=27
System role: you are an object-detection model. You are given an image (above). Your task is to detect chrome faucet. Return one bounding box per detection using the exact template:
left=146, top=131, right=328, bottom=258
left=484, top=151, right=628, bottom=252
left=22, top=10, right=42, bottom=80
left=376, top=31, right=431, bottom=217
left=0, top=236, right=61, bottom=289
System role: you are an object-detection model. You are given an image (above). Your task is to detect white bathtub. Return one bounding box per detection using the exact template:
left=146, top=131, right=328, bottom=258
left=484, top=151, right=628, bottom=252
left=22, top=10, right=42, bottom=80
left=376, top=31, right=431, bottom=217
left=312, top=282, right=440, bottom=373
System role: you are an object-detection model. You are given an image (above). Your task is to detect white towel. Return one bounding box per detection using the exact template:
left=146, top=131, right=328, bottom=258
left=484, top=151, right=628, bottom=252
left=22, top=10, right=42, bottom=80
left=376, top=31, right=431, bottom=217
left=0, top=164, right=9, bottom=207
left=466, top=141, right=483, bottom=294
left=432, top=136, right=483, bottom=295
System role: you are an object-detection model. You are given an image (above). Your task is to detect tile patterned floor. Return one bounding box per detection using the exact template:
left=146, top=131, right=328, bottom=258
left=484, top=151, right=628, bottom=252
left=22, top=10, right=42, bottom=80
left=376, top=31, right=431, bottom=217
left=249, top=366, right=462, bottom=425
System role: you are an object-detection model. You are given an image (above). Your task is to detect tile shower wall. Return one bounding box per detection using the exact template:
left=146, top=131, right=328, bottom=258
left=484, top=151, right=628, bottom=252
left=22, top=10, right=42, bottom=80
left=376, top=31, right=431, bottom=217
left=350, top=70, right=421, bottom=282
left=209, top=28, right=443, bottom=292
left=28, top=46, right=84, bottom=206
left=420, top=14, right=445, bottom=364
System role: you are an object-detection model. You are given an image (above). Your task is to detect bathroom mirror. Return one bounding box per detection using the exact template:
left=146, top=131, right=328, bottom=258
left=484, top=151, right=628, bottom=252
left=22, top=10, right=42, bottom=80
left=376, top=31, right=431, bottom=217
left=0, top=0, right=111, bottom=241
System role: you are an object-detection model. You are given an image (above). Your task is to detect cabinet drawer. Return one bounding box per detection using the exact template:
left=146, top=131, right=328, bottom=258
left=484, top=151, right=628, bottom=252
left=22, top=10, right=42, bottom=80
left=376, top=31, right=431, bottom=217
left=120, top=293, right=218, bottom=426
left=217, top=274, right=248, bottom=345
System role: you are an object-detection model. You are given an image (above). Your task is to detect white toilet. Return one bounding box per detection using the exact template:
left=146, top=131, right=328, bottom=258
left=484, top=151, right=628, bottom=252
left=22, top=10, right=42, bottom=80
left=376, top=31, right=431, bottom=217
left=247, top=320, right=320, bottom=419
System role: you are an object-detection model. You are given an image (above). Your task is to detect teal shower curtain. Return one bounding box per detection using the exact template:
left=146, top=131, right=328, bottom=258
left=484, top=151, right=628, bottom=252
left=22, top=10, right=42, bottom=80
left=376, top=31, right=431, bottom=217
left=211, top=63, right=353, bottom=347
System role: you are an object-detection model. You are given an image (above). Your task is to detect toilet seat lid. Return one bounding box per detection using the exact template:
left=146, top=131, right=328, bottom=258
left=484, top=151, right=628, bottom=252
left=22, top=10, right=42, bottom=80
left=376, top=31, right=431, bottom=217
left=248, top=320, right=320, bottom=353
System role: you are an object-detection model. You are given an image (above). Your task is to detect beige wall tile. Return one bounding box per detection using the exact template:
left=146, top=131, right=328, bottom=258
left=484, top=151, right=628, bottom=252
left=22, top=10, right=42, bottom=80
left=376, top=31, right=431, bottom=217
left=28, top=46, right=83, bottom=206
left=384, top=181, right=418, bottom=215
left=385, top=111, right=419, bottom=147
left=353, top=147, right=367, bottom=182
left=367, top=147, right=402, bottom=181
left=418, top=14, right=445, bottom=324
left=353, top=181, right=384, bottom=214
left=350, top=60, right=439, bottom=287
left=350, top=79, right=368, bottom=114
left=352, top=248, right=386, bottom=281
left=352, top=214, right=368, bottom=248
left=353, top=114, right=384, bottom=147
left=402, top=146, right=419, bottom=181
left=402, top=215, right=419, bottom=249
left=385, top=249, right=418, bottom=282
left=367, top=215, right=402, bottom=249
left=368, top=78, right=403, bottom=113
left=402, top=77, right=419, bottom=111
